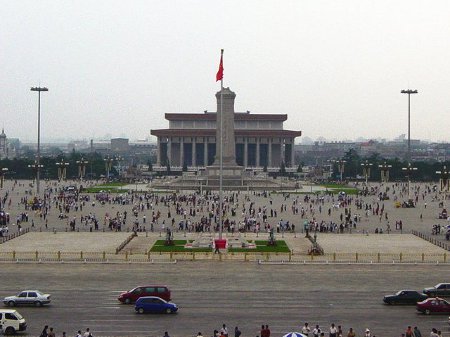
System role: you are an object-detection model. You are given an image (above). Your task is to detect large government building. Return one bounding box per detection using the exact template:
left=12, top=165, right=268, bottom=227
left=151, top=88, right=301, bottom=170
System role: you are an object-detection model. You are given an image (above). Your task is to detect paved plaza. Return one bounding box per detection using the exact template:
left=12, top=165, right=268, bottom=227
left=0, top=179, right=449, bottom=256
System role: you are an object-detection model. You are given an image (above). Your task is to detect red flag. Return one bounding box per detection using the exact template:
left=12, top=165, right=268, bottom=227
left=216, top=49, right=224, bottom=82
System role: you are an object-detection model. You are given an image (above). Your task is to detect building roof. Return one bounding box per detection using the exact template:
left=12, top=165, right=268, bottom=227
left=165, top=112, right=288, bottom=122
left=151, top=129, right=301, bottom=138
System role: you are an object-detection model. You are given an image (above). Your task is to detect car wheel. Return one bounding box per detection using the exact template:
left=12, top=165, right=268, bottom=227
left=35, top=301, right=42, bottom=307
left=138, top=308, right=144, bottom=314
left=7, top=301, right=15, bottom=307
left=125, top=298, right=131, bottom=304
left=166, top=308, right=172, bottom=314
left=425, top=309, right=431, bottom=315
left=5, top=327, right=15, bottom=335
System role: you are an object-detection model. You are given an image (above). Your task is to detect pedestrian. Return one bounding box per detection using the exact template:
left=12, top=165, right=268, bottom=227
left=40, top=325, right=49, bottom=337
left=347, top=328, right=355, bottom=337
left=221, top=324, right=228, bottom=337
left=265, top=325, right=270, bottom=337
left=302, top=323, right=311, bottom=336
left=48, top=327, right=55, bottom=337
left=83, top=328, right=93, bottom=337
left=406, top=326, right=413, bottom=337
left=76, top=331, right=82, bottom=337
left=364, top=329, right=371, bottom=337
left=313, top=325, right=321, bottom=337
left=329, top=323, right=337, bottom=337
left=412, top=327, right=421, bottom=337
left=62, top=332, right=66, bottom=337
left=163, top=332, right=170, bottom=337
left=197, top=333, right=203, bottom=337
left=234, top=327, right=241, bottom=337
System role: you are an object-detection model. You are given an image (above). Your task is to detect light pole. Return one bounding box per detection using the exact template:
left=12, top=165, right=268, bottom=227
left=0, top=167, right=8, bottom=188
left=76, top=157, right=89, bottom=180
left=114, top=156, right=123, bottom=180
left=436, top=165, right=449, bottom=193
left=402, top=162, right=417, bottom=201
left=401, top=89, right=418, bottom=162
left=331, top=159, right=346, bottom=182
left=378, top=161, right=392, bottom=183
left=28, top=160, right=44, bottom=185
left=56, top=160, right=69, bottom=181
left=30, top=86, right=48, bottom=195
left=361, top=160, right=372, bottom=185
left=104, top=156, right=114, bottom=181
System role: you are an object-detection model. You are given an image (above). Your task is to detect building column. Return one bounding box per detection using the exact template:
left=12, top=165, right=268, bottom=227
left=167, top=138, right=172, bottom=166
left=256, top=138, right=260, bottom=167
left=268, top=138, right=272, bottom=168
left=156, top=137, right=161, bottom=166
left=204, top=137, right=208, bottom=167
left=280, top=139, right=284, bottom=165
left=244, top=138, right=248, bottom=167
left=192, top=138, right=196, bottom=167
left=180, top=138, right=184, bottom=167
left=291, top=139, right=295, bottom=167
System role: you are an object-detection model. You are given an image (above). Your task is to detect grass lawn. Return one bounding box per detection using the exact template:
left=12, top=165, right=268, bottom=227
left=228, top=240, right=291, bottom=253
left=149, top=239, right=291, bottom=253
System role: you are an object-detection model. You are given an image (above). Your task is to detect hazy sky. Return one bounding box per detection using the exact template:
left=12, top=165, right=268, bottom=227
left=1, top=1, right=450, bottom=143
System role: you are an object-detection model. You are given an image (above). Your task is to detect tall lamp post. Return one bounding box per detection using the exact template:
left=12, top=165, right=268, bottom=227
left=76, top=157, right=89, bottom=180
left=104, top=156, right=114, bottom=181
left=331, top=159, right=346, bottom=182
left=436, top=165, right=449, bottom=193
left=56, top=160, right=69, bottom=181
left=0, top=167, right=8, bottom=188
left=361, top=160, right=372, bottom=185
left=402, top=162, right=417, bottom=201
left=28, top=160, right=44, bottom=185
left=401, top=89, right=418, bottom=162
left=30, top=86, right=48, bottom=195
left=378, top=161, right=392, bottom=183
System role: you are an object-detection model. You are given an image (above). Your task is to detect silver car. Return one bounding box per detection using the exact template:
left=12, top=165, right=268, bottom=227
left=3, top=290, right=51, bottom=307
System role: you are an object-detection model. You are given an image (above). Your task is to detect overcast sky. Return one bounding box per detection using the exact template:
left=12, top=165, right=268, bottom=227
left=1, top=0, right=449, bottom=143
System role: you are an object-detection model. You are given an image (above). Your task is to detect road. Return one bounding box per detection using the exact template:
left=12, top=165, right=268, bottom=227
left=0, top=263, right=449, bottom=337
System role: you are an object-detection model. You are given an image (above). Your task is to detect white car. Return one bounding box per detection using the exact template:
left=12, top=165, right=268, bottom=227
left=3, top=290, right=51, bottom=307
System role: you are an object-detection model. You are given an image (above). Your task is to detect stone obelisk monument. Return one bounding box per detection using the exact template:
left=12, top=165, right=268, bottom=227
left=207, top=87, right=243, bottom=186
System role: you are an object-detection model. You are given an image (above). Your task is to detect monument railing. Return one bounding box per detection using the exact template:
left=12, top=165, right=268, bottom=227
left=0, top=250, right=448, bottom=263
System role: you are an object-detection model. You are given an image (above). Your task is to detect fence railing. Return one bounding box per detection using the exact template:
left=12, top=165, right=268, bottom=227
left=0, top=228, right=30, bottom=244
left=0, top=250, right=448, bottom=263
left=412, top=230, right=450, bottom=251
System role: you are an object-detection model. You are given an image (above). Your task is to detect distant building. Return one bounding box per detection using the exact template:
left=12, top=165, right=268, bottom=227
left=151, top=89, right=301, bottom=169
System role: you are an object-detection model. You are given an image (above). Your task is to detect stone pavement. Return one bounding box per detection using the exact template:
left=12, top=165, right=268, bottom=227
left=0, top=179, right=449, bottom=257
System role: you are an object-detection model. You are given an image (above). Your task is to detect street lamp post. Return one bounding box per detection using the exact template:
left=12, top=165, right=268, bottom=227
left=402, top=162, right=418, bottom=201
left=30, top=86, right=48, bottom=195
left=76, top=157, right=89, bottom=180
left=104, top=156, right=114, bottom=181
left=56, top=160, right=69, bottom=181
left=28, top=161, right=44, bottom=185
left=361, top=160, right=373, bottom=185
left=378, top=161, right=392, bottom=183
left=0, top=167, right=8, bottom=188
left=331, top=159, right=346, bottom=182
left=401, top=89, right=418, bottom=162
left=436, top=165, right=449, bottom=193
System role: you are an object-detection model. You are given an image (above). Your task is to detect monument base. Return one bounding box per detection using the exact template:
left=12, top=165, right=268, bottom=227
left=206, top=165, right=244, bottom=187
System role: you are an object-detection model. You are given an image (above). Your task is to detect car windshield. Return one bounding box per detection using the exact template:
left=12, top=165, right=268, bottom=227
left=15, top=312, right=23, bottom=320
left=395, top=291, right=403, bottom=295
left=35, top=291, right=44, bottom=296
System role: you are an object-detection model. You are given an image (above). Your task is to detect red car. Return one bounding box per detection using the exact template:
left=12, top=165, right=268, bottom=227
left=118, top=286, right=171, bottom=304
left=417, top=297, right=450, bottom=315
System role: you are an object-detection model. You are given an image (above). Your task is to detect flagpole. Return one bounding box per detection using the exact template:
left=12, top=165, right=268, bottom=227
left=219, top=49, right=224, bottom=241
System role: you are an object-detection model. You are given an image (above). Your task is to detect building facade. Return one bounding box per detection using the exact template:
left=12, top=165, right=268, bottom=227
left=151, top=89, right=301, bottom=170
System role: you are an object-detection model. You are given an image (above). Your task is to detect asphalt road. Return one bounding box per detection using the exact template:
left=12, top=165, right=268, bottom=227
left=0, top=263, right=449, bottom=337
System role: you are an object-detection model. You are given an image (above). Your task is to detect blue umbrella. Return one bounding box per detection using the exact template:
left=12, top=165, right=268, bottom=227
left=282, top=333, right=308, bottom=337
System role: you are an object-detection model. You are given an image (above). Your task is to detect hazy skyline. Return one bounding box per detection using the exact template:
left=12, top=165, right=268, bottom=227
left=2, top=1, right=450, bottom=143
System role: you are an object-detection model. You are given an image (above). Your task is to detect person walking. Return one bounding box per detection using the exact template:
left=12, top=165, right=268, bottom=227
left=302, top=323, right=311, bottom=336
left=347, top=328, right=355, bottom=337
left=40, top=325, right=49, bottom=337
left=234, top=327, right=241, bottom=337
left=412, top=327, right=422, bottom=337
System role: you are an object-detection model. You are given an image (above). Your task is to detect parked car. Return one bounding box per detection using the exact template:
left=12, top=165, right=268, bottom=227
left=0, top=309, right=27, bottom=335
left=423, top=283, right=450, bottom=297
left=118, top=286, right=171, bottom=304
left=417, top=298, right=450, bottom=315
left=383, top=290, right=427, bottom=305
left=3, top=290, right=51, bottom=307
left=134, top=296, right=178, bottom=314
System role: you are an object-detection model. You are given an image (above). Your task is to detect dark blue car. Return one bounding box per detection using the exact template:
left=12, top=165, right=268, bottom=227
left=135, top=296, right=178, bottom=314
